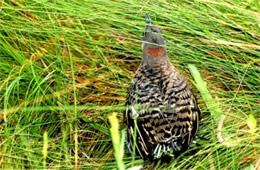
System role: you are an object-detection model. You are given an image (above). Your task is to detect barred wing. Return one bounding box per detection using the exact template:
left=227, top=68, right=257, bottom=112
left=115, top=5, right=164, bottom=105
left=124, top=74, right=200, bottom=160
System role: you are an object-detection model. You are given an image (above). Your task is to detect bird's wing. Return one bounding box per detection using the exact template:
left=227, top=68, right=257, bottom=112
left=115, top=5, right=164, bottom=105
left=125, top=73, right=200, bottom=159
left=124, top=81, right=165, bottom=159
left=166, top=74, right=200, bottom=147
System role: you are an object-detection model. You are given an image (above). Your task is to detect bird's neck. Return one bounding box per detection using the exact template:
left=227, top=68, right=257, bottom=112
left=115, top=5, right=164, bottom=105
left=141, top=57, right=176, bottom=76
left=143, top=54, right=171, bottom=69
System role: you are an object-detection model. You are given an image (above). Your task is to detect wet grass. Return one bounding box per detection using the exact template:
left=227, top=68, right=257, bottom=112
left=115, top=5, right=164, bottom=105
left=0, top=0, right=259, bottom=169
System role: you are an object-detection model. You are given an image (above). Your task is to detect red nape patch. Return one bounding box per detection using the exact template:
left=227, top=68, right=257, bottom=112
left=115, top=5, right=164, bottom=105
left=147, top=47, right=164, bottom=57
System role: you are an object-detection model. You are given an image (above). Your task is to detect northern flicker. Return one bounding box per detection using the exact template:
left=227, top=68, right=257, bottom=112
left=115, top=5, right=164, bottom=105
left=124, top=13, right=201, bottom=161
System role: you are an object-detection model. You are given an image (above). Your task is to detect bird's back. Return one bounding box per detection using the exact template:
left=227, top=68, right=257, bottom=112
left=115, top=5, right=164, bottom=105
left=125, top=61, right=200, bottom=160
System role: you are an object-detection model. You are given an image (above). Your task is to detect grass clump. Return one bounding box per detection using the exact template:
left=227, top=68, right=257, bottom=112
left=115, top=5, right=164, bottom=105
left=0, top=0, right=259, bottom=169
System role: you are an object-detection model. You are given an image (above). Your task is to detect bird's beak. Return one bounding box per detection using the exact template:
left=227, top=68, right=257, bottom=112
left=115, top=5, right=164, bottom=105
left=145, top=13, right=153, bottom=24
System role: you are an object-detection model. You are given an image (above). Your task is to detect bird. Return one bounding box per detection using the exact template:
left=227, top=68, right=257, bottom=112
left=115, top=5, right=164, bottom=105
left=124, top=13, right=201, bottom=161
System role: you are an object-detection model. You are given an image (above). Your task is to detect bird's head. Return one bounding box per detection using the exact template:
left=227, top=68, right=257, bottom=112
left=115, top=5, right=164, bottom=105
left=142, top=13, right=167, bottom=61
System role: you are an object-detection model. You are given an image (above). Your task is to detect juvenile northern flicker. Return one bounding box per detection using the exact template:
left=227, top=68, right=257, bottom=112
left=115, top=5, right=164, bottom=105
left=124, top=13, right=201, bottom=160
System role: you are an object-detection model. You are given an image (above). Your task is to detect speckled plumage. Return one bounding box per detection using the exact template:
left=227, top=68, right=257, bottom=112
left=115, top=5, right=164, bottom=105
left=124, top=14, right=200, bottom=160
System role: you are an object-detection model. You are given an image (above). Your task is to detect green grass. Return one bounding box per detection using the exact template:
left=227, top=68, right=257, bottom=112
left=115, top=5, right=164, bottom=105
left=0, top=0, right=259, bottom=169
